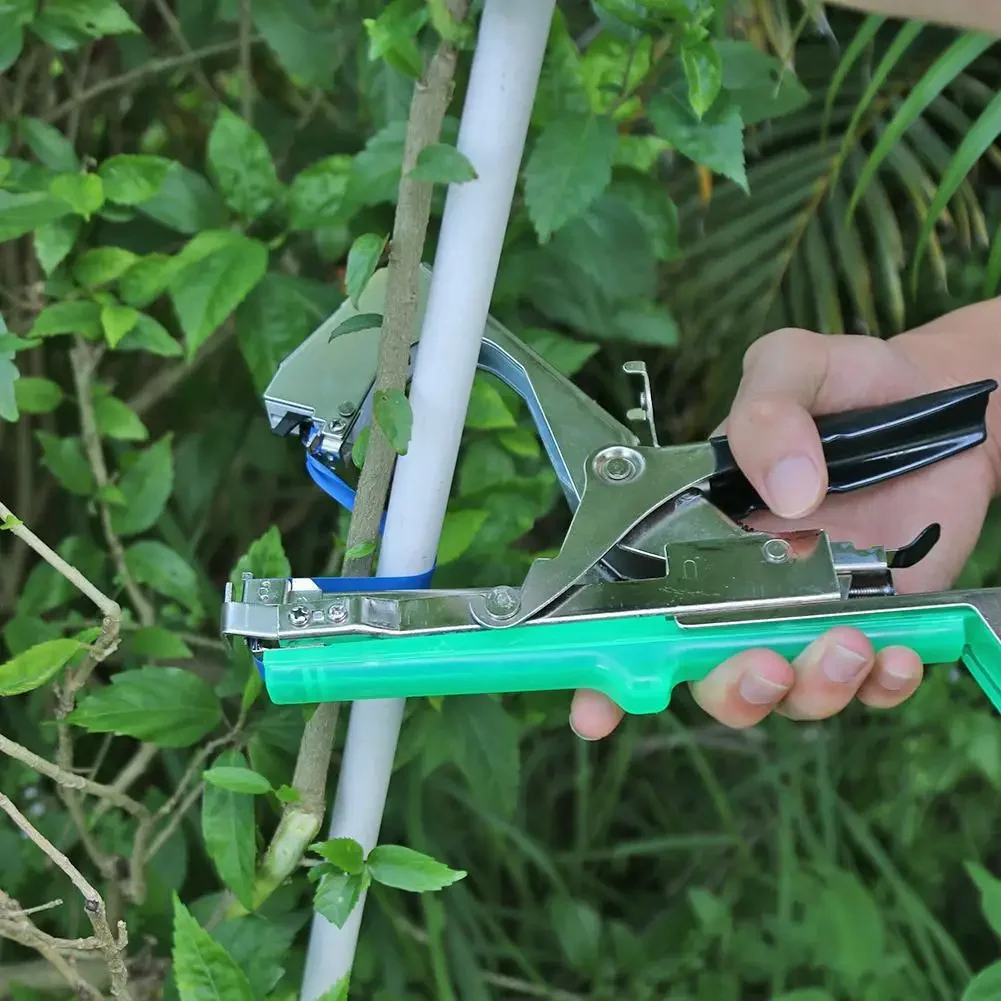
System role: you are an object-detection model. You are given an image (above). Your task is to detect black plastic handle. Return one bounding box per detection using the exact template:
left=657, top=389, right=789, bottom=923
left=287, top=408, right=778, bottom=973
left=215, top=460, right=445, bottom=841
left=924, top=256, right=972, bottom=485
left=707, top=378, right=997, bottom=519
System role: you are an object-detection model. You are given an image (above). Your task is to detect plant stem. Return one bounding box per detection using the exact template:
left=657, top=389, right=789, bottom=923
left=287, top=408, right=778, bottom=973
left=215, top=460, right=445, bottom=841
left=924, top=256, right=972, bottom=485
left=236, top=0, right=471, bottom=916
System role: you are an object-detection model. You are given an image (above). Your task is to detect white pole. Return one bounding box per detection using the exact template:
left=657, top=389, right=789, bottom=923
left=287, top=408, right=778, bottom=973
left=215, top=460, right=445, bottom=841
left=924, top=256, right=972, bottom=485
left=298, top=1, right=557, bottom=996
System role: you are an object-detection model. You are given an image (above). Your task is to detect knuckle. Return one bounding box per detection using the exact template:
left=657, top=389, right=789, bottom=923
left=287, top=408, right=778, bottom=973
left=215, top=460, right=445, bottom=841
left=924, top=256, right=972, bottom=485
left=742, top=327, right=819, bottom=372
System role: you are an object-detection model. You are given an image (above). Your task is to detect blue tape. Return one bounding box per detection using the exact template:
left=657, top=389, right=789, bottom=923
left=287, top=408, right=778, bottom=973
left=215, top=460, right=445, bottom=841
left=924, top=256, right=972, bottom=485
left=305, top=452, right=387, bottom=533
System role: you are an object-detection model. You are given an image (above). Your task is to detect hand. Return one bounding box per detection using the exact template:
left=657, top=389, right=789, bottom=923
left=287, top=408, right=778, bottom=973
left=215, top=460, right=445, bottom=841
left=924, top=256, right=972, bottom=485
left=570, top=320, right=1001, bottom=738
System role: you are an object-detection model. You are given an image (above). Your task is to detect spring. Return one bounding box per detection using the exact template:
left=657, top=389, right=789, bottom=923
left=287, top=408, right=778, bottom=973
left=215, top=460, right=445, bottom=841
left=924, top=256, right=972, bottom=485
left=849, top=584, right=894, bottom=598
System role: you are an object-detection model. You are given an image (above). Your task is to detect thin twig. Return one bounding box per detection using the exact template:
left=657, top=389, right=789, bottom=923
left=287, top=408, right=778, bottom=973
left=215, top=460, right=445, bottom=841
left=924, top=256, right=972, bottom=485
left=0, top=732, right=149, bottom=820
left=0, top=794, right=132, bottom=1001
left=90, top=743, right=160, bottom=824
left=70, top=338, right=156, bottom=627
left=150, top=0, right=221, bottom=102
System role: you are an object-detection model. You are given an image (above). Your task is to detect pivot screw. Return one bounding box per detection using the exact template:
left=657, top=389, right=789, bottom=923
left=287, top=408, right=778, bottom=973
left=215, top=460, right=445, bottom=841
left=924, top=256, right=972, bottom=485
left=762, top=538, right=792, bottom=564
left=593, top=446, right=644, bottom=484
left=327, top=598, right=349, bottom=623
left=289, top=605, right=311, bottom=627
left=484, top=586, right=520, bottom=620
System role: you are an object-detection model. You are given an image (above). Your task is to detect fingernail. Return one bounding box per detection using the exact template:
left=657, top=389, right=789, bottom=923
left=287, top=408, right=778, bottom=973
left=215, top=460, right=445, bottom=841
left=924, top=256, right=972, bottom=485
left=821, top=644, right=868, bottom=683
left=739, top=670, right=790, bottom=705
left=569, top=718, right=598, bottom=741
left=880, top=662, right=919, bottom=691
left=765, top=452, right=822, bottom=518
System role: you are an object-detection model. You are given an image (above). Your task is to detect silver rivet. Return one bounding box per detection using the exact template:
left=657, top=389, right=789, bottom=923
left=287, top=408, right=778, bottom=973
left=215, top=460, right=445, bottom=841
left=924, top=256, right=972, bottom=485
left=241, top=571, right=253, bottom=581
left=763, top=538, right=792, bottom=564
left=337, top=401, right=356, bottom=417
left=593, top=446, right=644, bottom=484
left=484, top=586, right=519, bottom=620
left=327, top=598, right=348, bottom=623
left=289, top=606, right=311, bottom=627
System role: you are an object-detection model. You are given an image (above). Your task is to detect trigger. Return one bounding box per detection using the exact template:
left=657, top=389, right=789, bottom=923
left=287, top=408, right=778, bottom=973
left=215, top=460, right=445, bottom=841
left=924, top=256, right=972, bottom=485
left=888, top=523, right=941, bottom=570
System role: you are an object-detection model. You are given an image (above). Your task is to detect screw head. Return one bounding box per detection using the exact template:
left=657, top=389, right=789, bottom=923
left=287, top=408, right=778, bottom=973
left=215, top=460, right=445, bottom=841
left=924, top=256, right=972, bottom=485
left=327, top=598, right=348, bottom=623
left=484, top=586, right=520, bottom=620
left=593, top=446, right=644, bottom=484
left=288, top=605, right=311, bottom=627
left=762, top=538, right=792, bottom=564
left=337, top=401, right=356, bottom=417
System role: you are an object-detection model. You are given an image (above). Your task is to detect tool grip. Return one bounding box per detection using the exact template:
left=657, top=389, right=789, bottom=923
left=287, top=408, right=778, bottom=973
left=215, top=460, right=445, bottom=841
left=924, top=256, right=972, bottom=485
left=258, top=605, right=1001, bottom=716
left=707, top=379, right=997, bottom=519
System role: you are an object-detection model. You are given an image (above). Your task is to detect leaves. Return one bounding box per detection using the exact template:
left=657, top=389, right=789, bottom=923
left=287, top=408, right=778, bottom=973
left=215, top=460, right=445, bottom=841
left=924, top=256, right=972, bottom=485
left=0, top=638, right=83, bottom=697
left=14, top=376, right=64, bottom=414
left=407, top=143, right=478, bottom=184
left=288, top=154, right=353, bottom=230
left=345, top=233, right=386, bottom=307
left=20, top=117, right=79, bottom=173
left=93, top=394, right=148, bottom=441
left=123, top=541, right=200, bottom=612
left=251, top=0, right=337, bottom=91
left=172, top=895, right=254, bottom=1001
left=437, top=509, right=488, bottom=564
left=312, top=838, right=365, bottom=875
left=314, top=871, right=368, bottom=929
left=109, top=434, right=174, bottom=536
left=33, top=216, right=81, bottom=275
left=201, top=750, right=259, bottom=909
left=366, top=845, right=467, bottom=892
left=49, top=172, right=105, bottom=219
left=43, top=0, right=141, bottom=38
left=523, top=113, right=618, bottom=241
left=98, top=154, right=171, bottom=204
left=682, top=39, right=722, bottom=118
left=231, top=525, right=291, bottom=585
left=68, top=666, right=222, bottom=747
left=30, top=300, right=101, bottom=339
left=100, top=301, right=139, bottom=348
left=373, top=388, right=412, bottom=454
left=0, top=190, right=72, bottom=241
left=36, top=431, right=95, bottom=495
left=169, top=230, right=269, bottom=358
left=329, top=313, right=382, bottom=340
left=74, top=247, right=139, bottom=288
left=649, top=83, right=747, bottom=191
left=206, top=108, right=281, bottom=221
left=203, top=765, right=273, bottom=795
left=965, top=861, right=1001, bottom=938
left=138, top=161, right=228, bottom=234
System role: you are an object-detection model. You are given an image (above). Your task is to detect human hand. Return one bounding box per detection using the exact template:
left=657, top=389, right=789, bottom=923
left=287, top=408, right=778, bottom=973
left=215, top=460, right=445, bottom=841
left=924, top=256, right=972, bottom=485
left=570, top=321, right=1001, bottom=738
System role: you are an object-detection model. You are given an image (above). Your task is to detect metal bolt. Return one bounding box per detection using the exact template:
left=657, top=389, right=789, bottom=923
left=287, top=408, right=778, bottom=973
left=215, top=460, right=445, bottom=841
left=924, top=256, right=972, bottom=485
left=604, top=456, right=635, bottom=480
left=327, top=598, right=349, bottom=623
left=594, top=446, right=643, bottom=484
left=241, top=571, right=253, bottom=581
left=289, top=605, right=311, bottom=627
left=762, top=538, right=792, bottom=564
left=258, top=580, right=273, bottom=599
left=337, top=401, right=356, bottom=417
left=484, top=586, right=520, bottom=620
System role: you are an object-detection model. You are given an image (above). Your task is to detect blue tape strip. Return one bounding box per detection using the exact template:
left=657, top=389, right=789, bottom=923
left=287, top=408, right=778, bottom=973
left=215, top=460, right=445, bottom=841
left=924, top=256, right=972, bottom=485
left=305, top=452, right=388, bottom=533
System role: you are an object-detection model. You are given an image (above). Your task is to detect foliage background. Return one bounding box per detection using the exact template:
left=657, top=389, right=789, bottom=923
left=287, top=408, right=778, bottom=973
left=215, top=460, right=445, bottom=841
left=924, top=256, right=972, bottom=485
left=2, top=1, right=1001, bottom=1000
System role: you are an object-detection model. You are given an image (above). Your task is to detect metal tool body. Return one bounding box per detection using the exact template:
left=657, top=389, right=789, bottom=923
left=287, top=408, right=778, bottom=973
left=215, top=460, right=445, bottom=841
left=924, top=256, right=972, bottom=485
left=222, top=266, right=1001, bottom=715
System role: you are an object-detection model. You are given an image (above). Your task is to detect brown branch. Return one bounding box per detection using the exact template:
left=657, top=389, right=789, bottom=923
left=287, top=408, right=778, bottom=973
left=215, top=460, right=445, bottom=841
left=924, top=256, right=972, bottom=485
left=90, top=743, right=160, bottom=824
left=70, top=339, right=156, bottom=627
left=0, top=794, right=132, bottom=1001
left=234, top=0, right=473, bottom=918
left=0, top=732, right=149, bottom=820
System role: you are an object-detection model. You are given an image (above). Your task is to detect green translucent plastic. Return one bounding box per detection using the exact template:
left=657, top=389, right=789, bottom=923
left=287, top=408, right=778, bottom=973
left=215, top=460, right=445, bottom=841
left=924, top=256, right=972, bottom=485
left=261, top=605, right=1001, bottom=714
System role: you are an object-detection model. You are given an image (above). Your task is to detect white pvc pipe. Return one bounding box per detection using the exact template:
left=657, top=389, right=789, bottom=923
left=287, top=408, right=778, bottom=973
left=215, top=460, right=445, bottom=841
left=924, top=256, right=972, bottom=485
left=298, top=2, right=556, bottom=996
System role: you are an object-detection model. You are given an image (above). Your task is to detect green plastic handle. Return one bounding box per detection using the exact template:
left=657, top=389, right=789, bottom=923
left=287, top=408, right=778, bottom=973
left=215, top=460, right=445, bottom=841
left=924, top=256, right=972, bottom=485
left=260, top=604, right=1001, bottom=714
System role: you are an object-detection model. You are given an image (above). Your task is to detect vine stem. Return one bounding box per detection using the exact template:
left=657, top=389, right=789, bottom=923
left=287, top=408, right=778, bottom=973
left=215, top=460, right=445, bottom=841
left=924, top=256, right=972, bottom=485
left=226, top=0, right=472, bottom=923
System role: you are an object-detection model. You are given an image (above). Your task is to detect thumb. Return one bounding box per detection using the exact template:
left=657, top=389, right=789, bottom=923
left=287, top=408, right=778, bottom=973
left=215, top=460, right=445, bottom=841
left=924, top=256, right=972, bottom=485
left=725, top=330, right=832, bottom=520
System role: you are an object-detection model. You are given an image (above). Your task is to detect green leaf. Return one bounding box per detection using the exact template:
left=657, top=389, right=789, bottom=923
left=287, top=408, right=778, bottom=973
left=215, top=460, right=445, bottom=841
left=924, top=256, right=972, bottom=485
left=20, top=117, right=79, bottom=173
left=208, top=916, right=296, bottom=1001
left=93, top=394, right=148, bottom=441
left=100, top=301, right=139, bottom=348
left=172, top=895, right=254, bottom=1001
left=465, top=377, right=516, bottom=430
left=288, top=154, right=352, bottom=230
left=169, top=230, right=269, bottom=358
left=49, top=173, right=104, bottom=220
left=311, top=837, right=365, bottom=875
left=276, top=784, right=301, bottom=804
left=965, top=861, right=1001, bottom=939
left=0, top=23, right=23, bottom=73
left=344, top=121, right=407, bottom=209
left=43, top=0, right=140, bottom=38
left=523, top=113, right=618, bottom=241
left=30, top=300, right=101, bottom=339
left=362, top=1, right=428, bottom=79
left=373, top=388, right=412, bottom=454
left=682, top=39, right=722, bottom=119
left=36, top=431, right=95, bottom=495
left=407, top=143, right=478, bottom=184
left=0, top=190, right=71, bottom=241
left=203, top=764, right=273, bottom=795
left=109, top=434, right=174, bottom=536
left=352, top=426, right=370, bottom=468
left=0, top=353, right=19, bottom=423
left=344, top=541, right=375, bottom=560
left=74, top=247, right=139, bottom=288
left=716, top=39, right=810, bottom=127
left=911, top=86, right=1001, bottom=285
left=138, top=161, right=229, bottom=234
left=985, top=224, right=1001, bottom=299
left=33, top=216, right=81, bottom=275
left=314, top=871, right=369, bottom=929
left=14, top=376, right=63, bottom=414
left=115, top=313, right=183, bottom=357
left=329, top=312, right=382, bottom=341
left=345, top=233, right=386, bottom=307
left=69, top=666, right=222, bottom=747
left=230, top=525, right=291, bottom=585
left=548, top=896, right=602, bottom=973
left=206, top=108, right=281, bottom=221
left=0, top=637, right=83, bottom=697
left=963, top=961, right=1001, bottom=1001
left=437, top=509, right=488, bottom=565
left=439, top=695, right=520, bottom=816
left=123, top=540, right=199, bottom=612
left=98, top=154, right=171, bottom=204
left=127, top=626, right=193, bottom=661
left=649, top=83, right=746, bottom=191
left=118, top=253, right=178, bottom=308
left=313, top=978, right=350, bottom=1001
left=251, top=0, right=337, bottom=91
left=366, top=845, right=466, bottom=892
